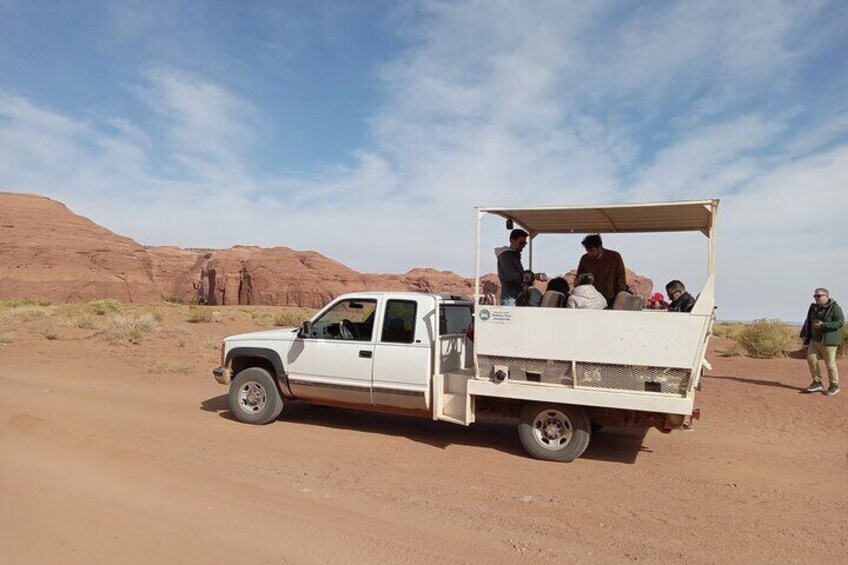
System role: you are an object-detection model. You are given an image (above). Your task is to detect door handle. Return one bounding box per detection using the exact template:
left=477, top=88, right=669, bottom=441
left=359, top=350, right=372, bottom=358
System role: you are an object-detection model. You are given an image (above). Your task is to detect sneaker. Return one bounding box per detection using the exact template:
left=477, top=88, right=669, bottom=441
left=825, top=385, right=840, bottom=396
left=804, top=381, right=823, bottom=393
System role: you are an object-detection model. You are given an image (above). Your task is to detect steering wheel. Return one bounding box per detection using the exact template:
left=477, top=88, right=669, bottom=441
left=340, top=319, right=360, bottom=340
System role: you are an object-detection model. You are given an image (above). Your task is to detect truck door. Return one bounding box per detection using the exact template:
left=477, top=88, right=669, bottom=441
left=285, top=297, right=377, bottom=405
left=371, top=298, right=431, bottom=411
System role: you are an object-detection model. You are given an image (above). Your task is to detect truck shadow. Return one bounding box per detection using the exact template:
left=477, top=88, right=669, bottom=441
left=201, top=394, right=648, bottom=464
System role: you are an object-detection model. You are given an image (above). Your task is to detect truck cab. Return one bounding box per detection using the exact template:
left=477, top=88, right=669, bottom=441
left=214, top=292, right=473, bottom=420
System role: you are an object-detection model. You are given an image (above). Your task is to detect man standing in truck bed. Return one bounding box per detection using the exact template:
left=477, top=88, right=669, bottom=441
left=496, top=229, right=528, bottom=306
left=576, top=234, right=628, bottom=306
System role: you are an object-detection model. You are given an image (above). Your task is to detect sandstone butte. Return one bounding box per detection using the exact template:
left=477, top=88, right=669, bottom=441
left=0, top=192, right=652, bottom=307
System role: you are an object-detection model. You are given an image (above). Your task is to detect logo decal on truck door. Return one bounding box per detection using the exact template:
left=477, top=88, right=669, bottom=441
left=479, top=309, right=491, bottom=321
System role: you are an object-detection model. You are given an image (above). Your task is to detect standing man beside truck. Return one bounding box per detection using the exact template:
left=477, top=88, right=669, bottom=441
left=496, top=229, right=528, bottom=305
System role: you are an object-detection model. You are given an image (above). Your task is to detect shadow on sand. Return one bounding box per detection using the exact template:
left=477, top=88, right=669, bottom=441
left=201, top=394, right=648, bottom=464
left=702, top=373, right=803, bottom=392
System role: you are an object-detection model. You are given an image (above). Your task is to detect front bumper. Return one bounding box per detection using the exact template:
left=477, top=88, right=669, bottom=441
left=213, top=366, right=233, bottom=385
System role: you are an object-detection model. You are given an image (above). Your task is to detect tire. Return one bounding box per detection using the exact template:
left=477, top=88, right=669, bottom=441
left=518, top=403, right=591, bottom=462
left=228, top=367, right=284, bottom=425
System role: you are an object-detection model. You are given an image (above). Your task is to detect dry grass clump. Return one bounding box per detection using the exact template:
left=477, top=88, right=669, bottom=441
left=67, top=313, right=96, bottom=330
left=719, top=342, right=745, bottom=357
left=42, top=327, right=60, bottom=340
left=0, top=298, right=51, bottom=308
left=839, top=330, right=848, bottom=358
left=187, top=306, right=213, bottom=323
left=100, top=314, right=158, bottom=345
left=0, top=332, right=13, bottom=344
left=273, top=308, right=312, bottom=327
left=712, top=322, right=746, bottom=341
left=737, top=319, right=796, bottom=359
left=0, top=305, right=52, bottom=323
left=88, top=299, right=122, bottom=316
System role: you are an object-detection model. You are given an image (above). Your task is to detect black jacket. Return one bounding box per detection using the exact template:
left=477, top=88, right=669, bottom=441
left=668, top=292, right=696, bottom=313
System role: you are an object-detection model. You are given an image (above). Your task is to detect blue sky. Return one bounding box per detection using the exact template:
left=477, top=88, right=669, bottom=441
left=1, top=0, right=847, bottom=320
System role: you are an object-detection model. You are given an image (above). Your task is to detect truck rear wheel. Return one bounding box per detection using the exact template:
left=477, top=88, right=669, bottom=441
left=228, top=367, right=284, bottom=425
left=518, top=403, right=591, bottom=462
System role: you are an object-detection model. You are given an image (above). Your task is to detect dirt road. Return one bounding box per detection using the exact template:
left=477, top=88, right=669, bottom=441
left=1, top=316, right=846, bottom=564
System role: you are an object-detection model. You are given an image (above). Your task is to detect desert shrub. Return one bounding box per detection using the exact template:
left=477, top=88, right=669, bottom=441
left=712, top=322, right=746, bottom=341
left=720, top=342, right=745, bottom=357
left=738, top=319, right=795, bottom=359
left=187, top=306, right=212, bottom=323
left=273, top=309, right=311, bottom=327
left=0, top=333, right=11, bottom=344
left=100, top=314, right=158, bottom=344
left=839, top=329, right=848, bottom=358
left=0, top=298, right=51, bottom=308
left=43, top=327, right=60, bottom=340
left=88, top=298, right=122, bottom=316
left=67, top=313, right=96, bottom=329
left=0, top=305, right=51, bottom=323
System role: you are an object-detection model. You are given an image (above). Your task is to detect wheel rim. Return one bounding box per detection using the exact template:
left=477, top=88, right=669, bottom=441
left=237, top=380, right=267, bottom=414
left=532, top=409, right=573, bottom=450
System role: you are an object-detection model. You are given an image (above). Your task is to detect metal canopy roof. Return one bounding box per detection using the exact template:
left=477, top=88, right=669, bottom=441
left=478, top=199, right=718, bottom=236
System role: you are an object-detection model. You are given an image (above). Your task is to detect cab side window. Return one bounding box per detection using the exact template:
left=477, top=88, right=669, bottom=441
left=439, top=305, right=473, bottom=335
left=311, top=299, right=377, bottom=341
left=381, top=300, right=417, bottom=344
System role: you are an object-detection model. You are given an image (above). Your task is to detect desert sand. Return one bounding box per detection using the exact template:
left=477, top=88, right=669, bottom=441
left=1, top=304, right=846, bottom=564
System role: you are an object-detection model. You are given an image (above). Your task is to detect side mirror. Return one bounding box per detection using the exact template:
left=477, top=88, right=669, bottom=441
left=300, top=321, right=313, bottom=338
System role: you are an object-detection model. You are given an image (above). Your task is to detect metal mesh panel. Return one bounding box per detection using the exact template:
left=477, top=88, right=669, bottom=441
left=477, top=355, right=690, bottom=396
left=575, top=362, right=689, bottom=395
left=477, top=355, right=573, bottom=386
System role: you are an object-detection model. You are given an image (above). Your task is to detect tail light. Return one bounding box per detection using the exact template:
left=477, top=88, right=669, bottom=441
left=692, top=408, right=701, bottom=421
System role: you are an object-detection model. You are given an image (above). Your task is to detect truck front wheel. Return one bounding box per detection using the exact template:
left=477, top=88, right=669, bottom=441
left=518, top=404, right=591, bottom=462
left=228, top=367, right=284, bottom=425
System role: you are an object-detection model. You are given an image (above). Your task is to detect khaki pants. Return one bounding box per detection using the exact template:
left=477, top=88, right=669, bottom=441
left=807, top=341, right=839, bottom=385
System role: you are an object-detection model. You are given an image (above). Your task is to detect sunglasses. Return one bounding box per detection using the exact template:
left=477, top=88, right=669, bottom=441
left=814, top=294, right=827, bottom=298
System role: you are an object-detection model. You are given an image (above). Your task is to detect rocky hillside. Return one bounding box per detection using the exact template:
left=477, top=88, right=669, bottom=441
left=0, top=192, right=475, bottom=306
left=0, top=192, right=652, bottom=306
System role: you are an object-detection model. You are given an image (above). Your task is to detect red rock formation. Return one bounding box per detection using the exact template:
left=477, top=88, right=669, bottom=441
left=0, top=192, right=162, bottom=303
left=0, top=192, right=653, bottom=306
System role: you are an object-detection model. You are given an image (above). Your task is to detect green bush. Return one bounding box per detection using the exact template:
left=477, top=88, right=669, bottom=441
left=88, top=299, right=122, bottom=316
left=738, top=319, right=796, bottom=359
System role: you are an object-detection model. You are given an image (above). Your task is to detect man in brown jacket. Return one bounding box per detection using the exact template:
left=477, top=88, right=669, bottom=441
left=576, top=234, right=628, bottom=306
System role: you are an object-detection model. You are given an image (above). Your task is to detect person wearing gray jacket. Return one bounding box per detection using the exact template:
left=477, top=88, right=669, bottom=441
left=495, top=229, right=528, bottom=305
left=567, top=273, right=607, bottom=310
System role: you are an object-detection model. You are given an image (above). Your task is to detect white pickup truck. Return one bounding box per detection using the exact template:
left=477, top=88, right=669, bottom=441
left=213, top=200, right=718, bottom=462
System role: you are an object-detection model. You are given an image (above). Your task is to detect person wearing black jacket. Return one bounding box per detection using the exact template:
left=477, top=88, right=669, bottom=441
left=495, top=229, right=528, bottom=305
left=800, top=288, right=844, bottom=395
left=666, top=280, right=697, bottom=313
